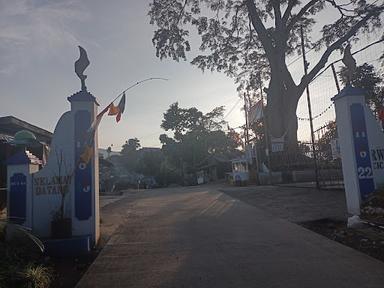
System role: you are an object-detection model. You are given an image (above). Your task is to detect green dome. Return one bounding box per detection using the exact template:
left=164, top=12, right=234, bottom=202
left=14, top=130, right=37, bottom=141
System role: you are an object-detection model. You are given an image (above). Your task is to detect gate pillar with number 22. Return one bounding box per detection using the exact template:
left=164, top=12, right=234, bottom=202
left=333, top=85, right=384, bottom=215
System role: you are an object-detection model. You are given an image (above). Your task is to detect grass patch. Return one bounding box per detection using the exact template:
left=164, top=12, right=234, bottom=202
left=0, top=222, right=52, bottom=288
left=21, top=265, right=52, bottom=288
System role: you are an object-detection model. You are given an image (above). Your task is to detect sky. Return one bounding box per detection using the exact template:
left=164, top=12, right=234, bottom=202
left=0, top=0, right=382, bottom=150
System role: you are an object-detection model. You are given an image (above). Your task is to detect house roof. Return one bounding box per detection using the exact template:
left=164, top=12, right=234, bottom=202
left=0, top=133, right=14, bottom=143
left=0, top=116, right=52, bottom=143
left=196, top=154, right=232, bottom=169
left=7, top=150, right=42, bottom=165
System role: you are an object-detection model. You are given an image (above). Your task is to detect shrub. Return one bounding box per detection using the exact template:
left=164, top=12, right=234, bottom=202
left=20, top=265, right=52, bottom=288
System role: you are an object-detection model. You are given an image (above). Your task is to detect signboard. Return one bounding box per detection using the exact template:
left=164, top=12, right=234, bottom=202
left=330, top=138, right=341, bottom=160
left=271, top=143, right=284, bottom=153
left=33, top=176, right=71, bottom=196
left=350, top=103, right=375, bottom=201
left=271, top=135, right=284, bottom=152
left=371, top=148, right=384, bottom=170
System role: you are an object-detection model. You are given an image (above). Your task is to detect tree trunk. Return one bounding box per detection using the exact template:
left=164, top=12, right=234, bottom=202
left=266, top=74, right=299, bottom=152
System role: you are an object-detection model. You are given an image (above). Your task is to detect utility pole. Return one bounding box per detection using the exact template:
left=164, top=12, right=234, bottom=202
left=259, top=74, right=272, bottom=184
left=331, top=63, right=341, bottom=93
left=243, top=93, right=250, bottom=146
left=300, top=26, right=320, bottom=189
left=243, top=93, right=259, bottom=184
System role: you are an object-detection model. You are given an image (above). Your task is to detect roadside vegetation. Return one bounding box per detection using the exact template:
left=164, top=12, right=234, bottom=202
left=105, top=104, right=243, bottom=187
left=0, top=221, right=52, bottom=288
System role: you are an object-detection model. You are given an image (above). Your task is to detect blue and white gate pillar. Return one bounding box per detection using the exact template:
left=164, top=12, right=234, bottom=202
left=7, top=150, right=41, bottom=228
left=333, top=85, right=384, bottom=215
left=68, top=90, right=100, bottom=245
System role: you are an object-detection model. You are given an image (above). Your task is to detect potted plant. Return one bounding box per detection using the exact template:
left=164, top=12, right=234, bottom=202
left=50, top=150, right=72, bottom=239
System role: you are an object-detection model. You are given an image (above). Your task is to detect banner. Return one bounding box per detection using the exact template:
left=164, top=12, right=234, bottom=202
left=271, top=135, right=285, bottom=152
left=248, top=100, right=263, bottom=124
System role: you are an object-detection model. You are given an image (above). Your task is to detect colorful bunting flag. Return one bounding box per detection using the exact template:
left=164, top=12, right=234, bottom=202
left=79, top=93, right=126, bottom=165
left=80, top=146, right=94, bottom=165
left=116, top=93, right=126, bottom=122
left=108, top=103, right=120, bottom=116
left=88, top=103, right=111, bottom=133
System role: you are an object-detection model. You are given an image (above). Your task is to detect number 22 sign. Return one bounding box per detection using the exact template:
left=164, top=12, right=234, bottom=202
left=351, top=104, right=375, bottom=200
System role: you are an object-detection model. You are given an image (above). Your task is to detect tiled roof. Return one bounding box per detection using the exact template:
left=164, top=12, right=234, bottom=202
left=0, top=133, right=14, bottom=143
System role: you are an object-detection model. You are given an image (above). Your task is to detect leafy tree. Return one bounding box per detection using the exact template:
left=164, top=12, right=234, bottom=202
left=136, top=149, right=164, bottom=178
left=149, top=0, right=383, bottom=149
left=161, top=102, right=226, bottom=138
left=160, top=103, right=241, bottom=178
left=317, top=120, right=337, bottom=160
left=121, top=138, right=141, bottom=154
left=339, top=63, right=384, bottom=111
left=120, top=138, right=141, bottom=172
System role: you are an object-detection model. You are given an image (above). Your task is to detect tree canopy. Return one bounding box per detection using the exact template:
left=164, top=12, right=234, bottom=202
left=115, top=104, right=242, bottom=186
left=121, top=138, right=141, bottom=154
left=339, top=63, right=384, bottom=111
left=149, top=0, right=384, bottom=149
left=160, top=102, right=242, bottom=181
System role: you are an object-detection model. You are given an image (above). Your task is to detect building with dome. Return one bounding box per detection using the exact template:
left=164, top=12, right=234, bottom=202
left=0, top=116, right=52, bottom=211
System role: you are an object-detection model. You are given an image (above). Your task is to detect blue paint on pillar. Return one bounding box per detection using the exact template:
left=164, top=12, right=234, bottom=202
left=350, top=103, right=375, bottom=201
left=74, top=111, right=92, bottom=220
left=9, top=173, right=27, bottom=224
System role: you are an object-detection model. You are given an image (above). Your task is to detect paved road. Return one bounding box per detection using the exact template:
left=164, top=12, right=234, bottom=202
left=220, top=185, right=347, bottom=222
left=77, top=185, right=384, bottom=288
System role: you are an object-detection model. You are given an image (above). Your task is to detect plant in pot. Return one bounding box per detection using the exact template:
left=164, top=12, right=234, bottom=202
left=51, top=150, right=73, bottom=239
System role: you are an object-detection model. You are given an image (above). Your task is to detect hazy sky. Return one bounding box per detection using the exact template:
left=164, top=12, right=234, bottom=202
left=0, top=0, right=382, bottom=150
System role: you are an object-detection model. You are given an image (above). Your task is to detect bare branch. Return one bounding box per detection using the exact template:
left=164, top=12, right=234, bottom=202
left=282, top=0, right=297, bottom=25
left=245, top=0, right=274, bottom=59
left=287, top=0, right=320, bottom=31
left=176, top=0, right=188, bottom=26
left=272, top=0, right=283, bottom=29
left=310, top=37, right=384, bottom=84
left=325, top=0, right=355, bottom=17
left=297, top=9, right=383, bottom=95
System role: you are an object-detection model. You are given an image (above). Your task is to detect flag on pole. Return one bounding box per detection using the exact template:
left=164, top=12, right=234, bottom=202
left=80, top=103, right=112, bottom=165
left=248, top=100, right=263, bottom=125
left=108, top=103, right=120, bottom=116
left=88, top=104, right=111, bottom=133
left=107, top=93, right=126, bottom=122
left=116, top=93, right=126, bottom=122
left=79, top=90, right=126, bottom=165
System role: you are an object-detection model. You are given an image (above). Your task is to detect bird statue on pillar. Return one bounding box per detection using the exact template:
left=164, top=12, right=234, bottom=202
left=342, top=44, right=357, bottom=86
left=75, top=46, right=90, bottom=91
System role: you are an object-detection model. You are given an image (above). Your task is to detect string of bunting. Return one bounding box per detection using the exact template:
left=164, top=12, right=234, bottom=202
left=297, top=103, right=334, bottom=121
left=79, top=77, right=168, bottom=165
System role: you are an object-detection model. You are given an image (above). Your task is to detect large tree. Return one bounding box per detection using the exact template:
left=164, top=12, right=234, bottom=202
left=148, top=0, right=383, bottom=149
left=339, top=63, right=384, bottom=111
left=159, top=103, right=242, bottom=177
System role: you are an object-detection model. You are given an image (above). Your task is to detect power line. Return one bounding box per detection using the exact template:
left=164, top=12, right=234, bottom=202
left=106, top=77, right=169, bottom=105
left=287, top=45, right=319, bottom=67
left=224, top=98, right=242, bottom=119
left=310, top=38, right=384, bottom=84
left=297, top=103, right=334, bottom=121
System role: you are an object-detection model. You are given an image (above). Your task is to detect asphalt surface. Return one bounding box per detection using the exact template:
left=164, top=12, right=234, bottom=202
left=77, top=185, right=384, bottom=288
left=220, top=185, right=347, bottom=222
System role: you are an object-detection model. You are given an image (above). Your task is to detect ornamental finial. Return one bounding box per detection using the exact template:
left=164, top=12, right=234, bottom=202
left=75, top=46, right=90, bottom=91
